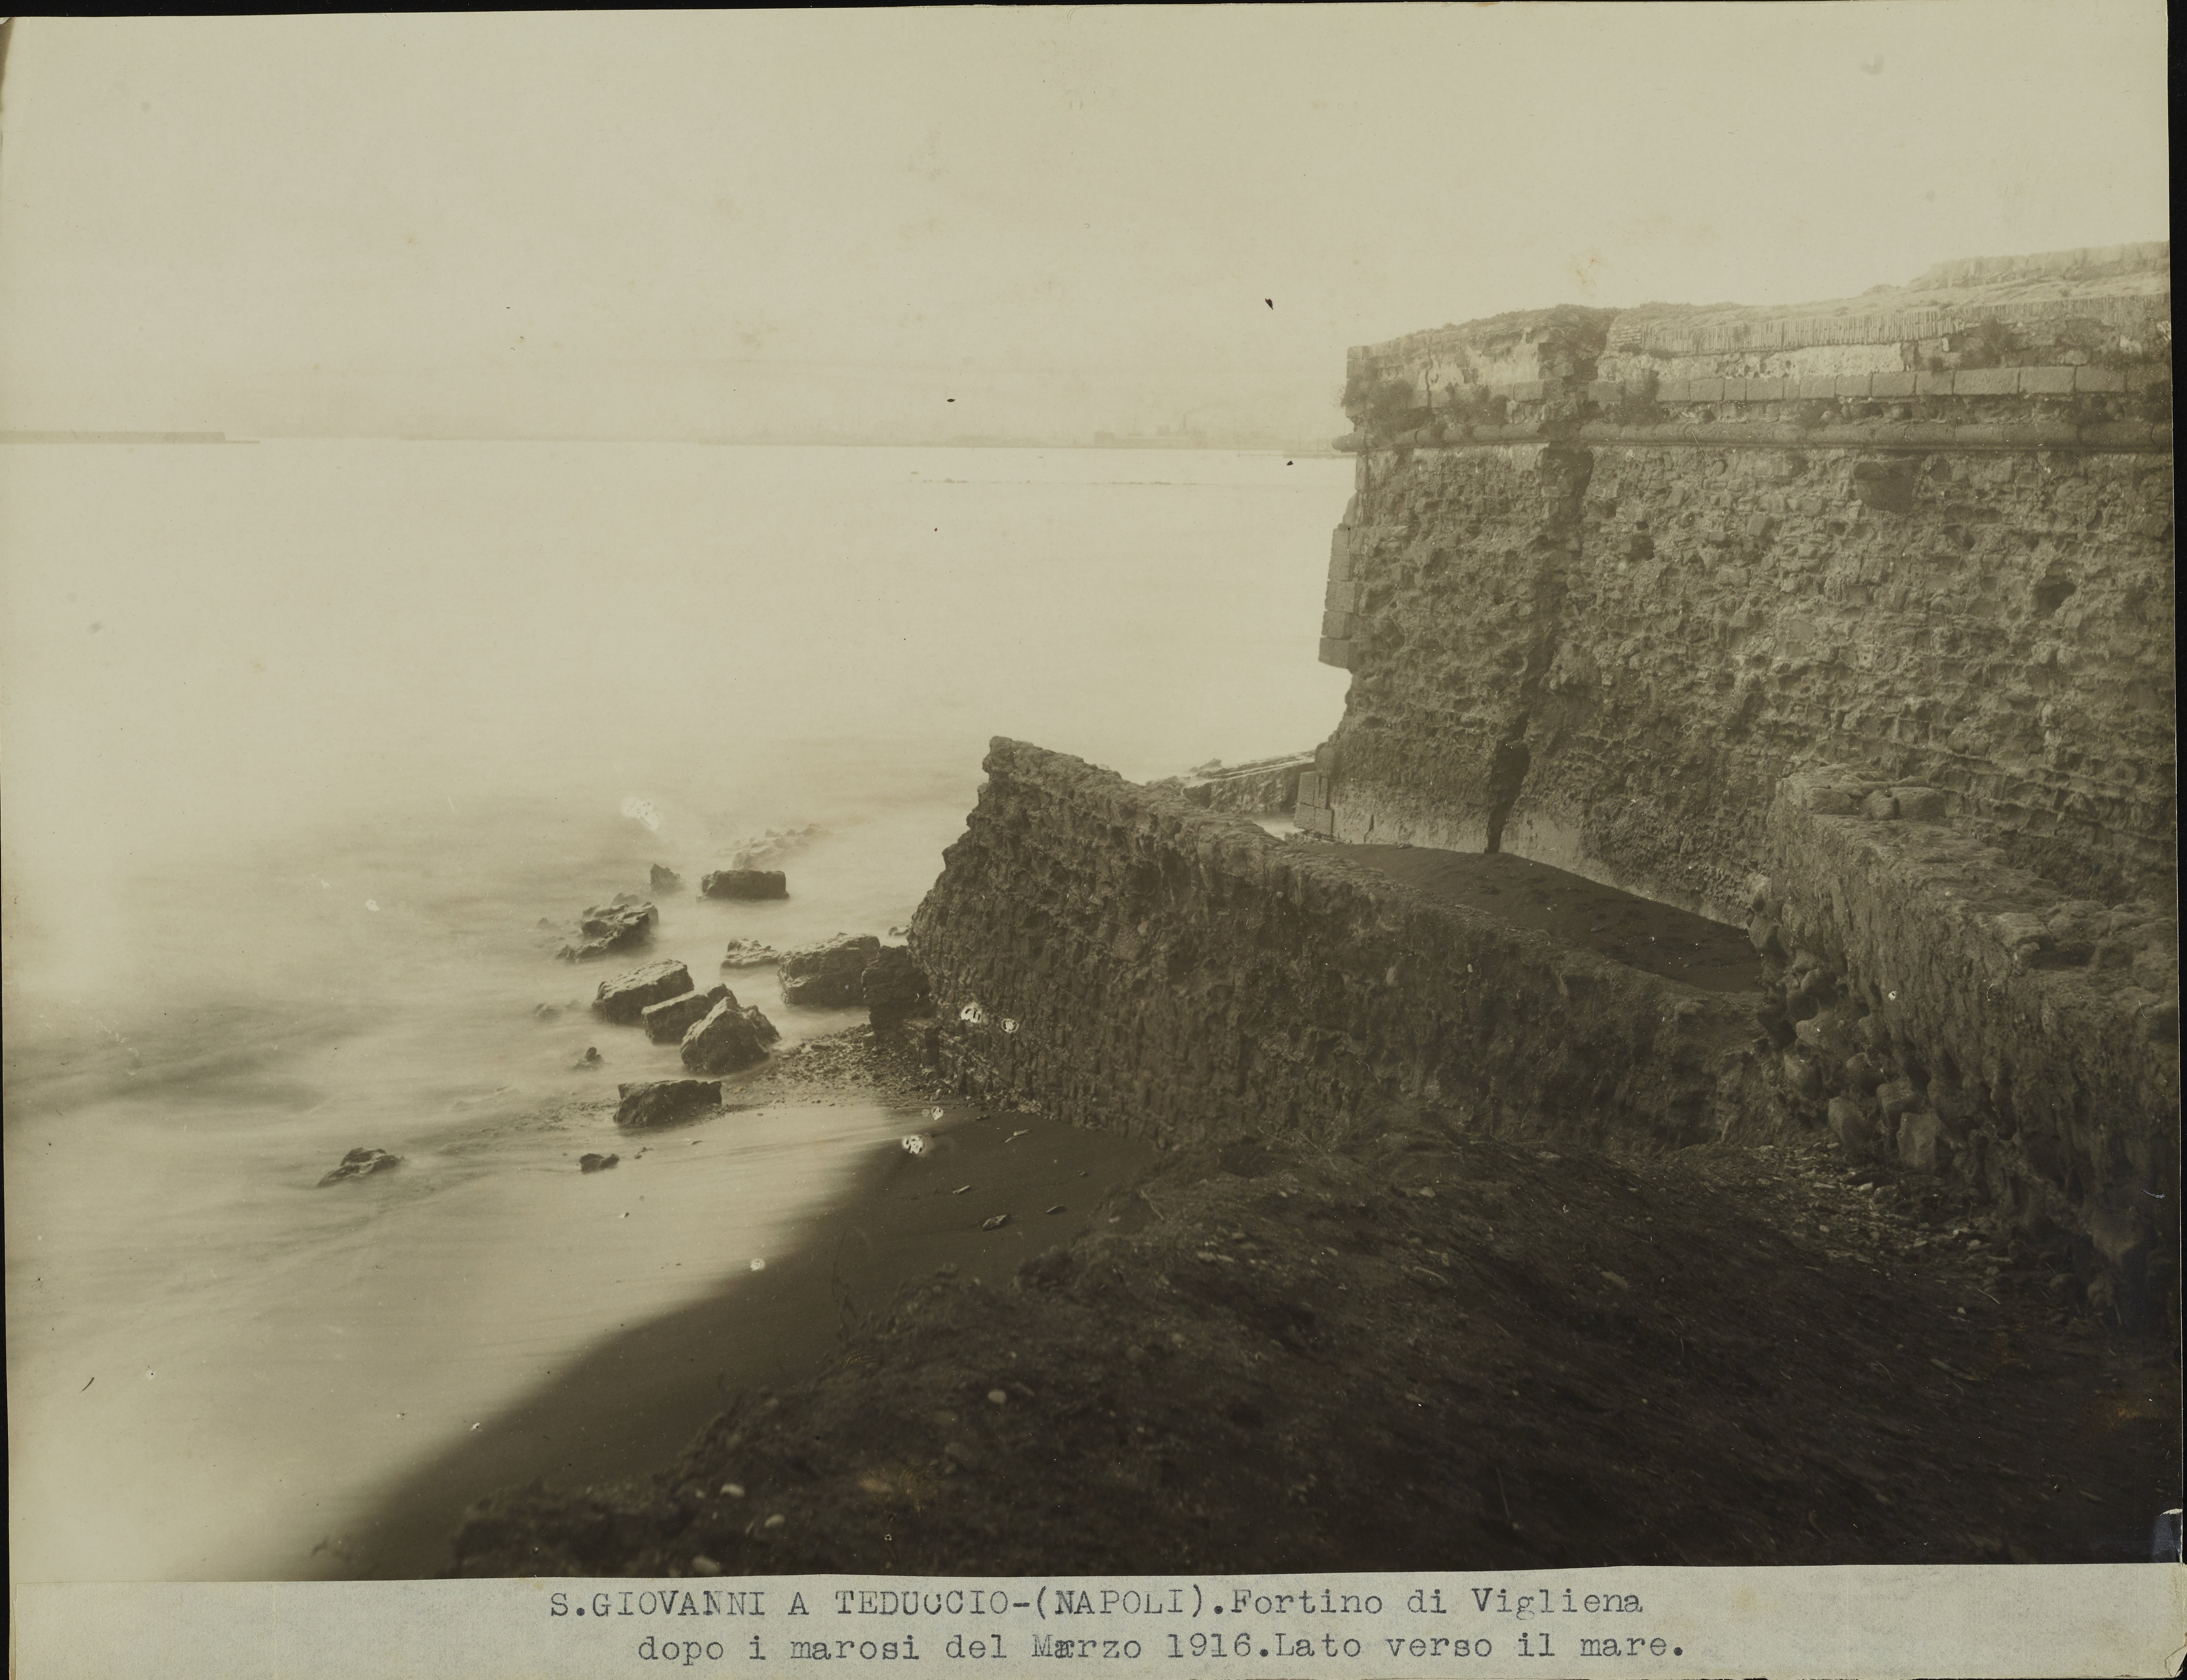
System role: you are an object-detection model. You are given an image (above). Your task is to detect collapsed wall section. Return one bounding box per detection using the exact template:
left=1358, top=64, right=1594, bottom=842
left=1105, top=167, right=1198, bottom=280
left=909, top=739, right=1760, bottom=1153
left=1754, top=770, right=2178, bottom=1321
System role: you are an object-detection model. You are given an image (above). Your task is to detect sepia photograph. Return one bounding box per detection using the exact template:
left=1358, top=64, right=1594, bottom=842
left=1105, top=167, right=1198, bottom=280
left=2, top=0, right=2177, bottom=1630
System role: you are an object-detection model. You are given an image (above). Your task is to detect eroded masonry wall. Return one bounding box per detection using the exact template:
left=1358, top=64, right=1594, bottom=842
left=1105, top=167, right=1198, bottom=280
left=909, top=740, right=1761, bottom=1153
left=1305, top=436, right=2176, bottom=923
left=1754, top=771, right=2178, bottom=1319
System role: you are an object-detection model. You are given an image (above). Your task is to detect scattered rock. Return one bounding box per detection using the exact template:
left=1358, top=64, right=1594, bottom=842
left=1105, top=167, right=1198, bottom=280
left=721, top=939, right=782, bottom=969
left=981, top=1213, right=1010, bottom=1231
left=557, top=900, right=658, bottom=962
left=701, top=870, right=788, bottom=901
left=593, top=960, right=694, bottom=1025
left=642, top=984, right=731, bottom=1044
left=573, top=1046, right=604, bottom=1068
left=780, top=934, right=883, bottom=1007
left=690, top=1554, right=722, bottom=1576
left=614, top=1079, right=723, bottom=1129
left=318, top=1147, right=400, bottom=1187
left=650, top=864, right=683, bottom=893
left=986, top=1389, right=1009, bottom=1405
left=579, top=1153, right=619, bottom=1173
left=743, top=1005, right=781, bottom=1046
left=682, top=999, right=772, bottom=1075
left=862, top=945, right=931, bottom=1029
left=532, top=1003, right=562, bottom=1021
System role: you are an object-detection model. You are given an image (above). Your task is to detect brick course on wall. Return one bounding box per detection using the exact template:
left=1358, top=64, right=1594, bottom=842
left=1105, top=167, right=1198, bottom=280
left=909, top=740, right=1762, bottom=1154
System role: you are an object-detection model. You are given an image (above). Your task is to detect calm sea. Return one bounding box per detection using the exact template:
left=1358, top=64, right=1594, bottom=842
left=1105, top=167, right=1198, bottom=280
left=1, top=440, right=1353, bottom=1580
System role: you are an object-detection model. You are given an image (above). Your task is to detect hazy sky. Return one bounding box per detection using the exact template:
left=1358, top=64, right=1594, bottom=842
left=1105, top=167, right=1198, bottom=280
left=0, top=5, right=2169, bottom=440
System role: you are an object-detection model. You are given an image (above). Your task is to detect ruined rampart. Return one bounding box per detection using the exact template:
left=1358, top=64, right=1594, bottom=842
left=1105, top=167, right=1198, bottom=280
left=910, top=740, right=1760, bottom=1154
left=1292, top=246, right=2177, bottom=1313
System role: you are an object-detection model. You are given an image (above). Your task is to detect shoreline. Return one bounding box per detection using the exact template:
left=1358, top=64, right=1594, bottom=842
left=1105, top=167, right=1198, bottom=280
left=448, top=1044, right=2179, bottom=1576
left=340, top=1028, right=1159, bottom=1578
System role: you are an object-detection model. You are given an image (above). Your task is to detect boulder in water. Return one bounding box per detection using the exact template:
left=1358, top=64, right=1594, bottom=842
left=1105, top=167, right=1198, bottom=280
left=779, top=933, right=882, bottom=1007
left=700, top=869, right=788, bottom=901
left=593, top=959, right=694, bottom=1024
left=557, top=899, right=658, bottom=962
left=744, top=1003, right=781, bottom=1046
left=721, top=938, right=781, bottom=969
left=642, top=983, right=731, bottom=1044
left=615, top=1079, right=723, bottom=1129
left=649, top=864, right=683, bottom=892
left=681, top=998, right=771, bottom=1074
left=863, top=945, right=931, bottom=1028
left=578, top=1152, right=620, bottom=1173
left=318, top=1147, right=400, bottom=1187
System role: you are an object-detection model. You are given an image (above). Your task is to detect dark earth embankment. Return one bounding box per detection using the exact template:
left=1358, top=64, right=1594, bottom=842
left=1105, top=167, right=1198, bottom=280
left=449, top=1027, right=2179, bottom=1579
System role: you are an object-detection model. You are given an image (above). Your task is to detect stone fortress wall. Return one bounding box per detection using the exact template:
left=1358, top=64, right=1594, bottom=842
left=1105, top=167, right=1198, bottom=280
left=1294, top=244, right=2175, bottom=1315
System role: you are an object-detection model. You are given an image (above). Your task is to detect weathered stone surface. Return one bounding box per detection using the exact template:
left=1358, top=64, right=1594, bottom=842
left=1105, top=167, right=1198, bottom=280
left=680, top=1000, right=771, bottom=1075
left=318, top=1147, right=400, bottom=1187
left=649, top=864, right=683, bottom=893
left=592, top=960, right=694, bottom=1024
left=1756, top=775, right=2176, bottom=1312
left=700, top=870, right=788, bottom=901
left=1319, top=431, right=2173, bottom=918
left=614, top=1079, right=722, bottom=1129
left=779, top=934, right=883, bottom=1008
left=1897, top=1112, right=1949, bottom=1174
left=557, top=899, right=659, bottom=962
left=641, top=983, right=731, bottom=1044
left=862, top=944, right=930, bottom=1029
left=909, top=740, right=1762, bottom=1151
left=1826, top=1097, right=1877, bottom=1156
left=1147, top=752, right=1313, bottom=817
left=721, top=939, right=781, bottom=968
left=742, top=1004, right=780, bottom=1046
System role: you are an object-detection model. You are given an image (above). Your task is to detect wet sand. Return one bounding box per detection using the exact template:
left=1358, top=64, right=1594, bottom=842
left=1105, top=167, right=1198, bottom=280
left=343, top=1067, right=1158, bottom=1578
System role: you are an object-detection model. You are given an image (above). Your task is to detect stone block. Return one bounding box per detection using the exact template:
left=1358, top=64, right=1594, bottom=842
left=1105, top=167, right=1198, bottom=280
left=1753, top=378, right=1792, bottom=401
left=2017, top=366, right=2074, bottom=395
left=1897, top=1110, right=1950, bottom=1173
left=1782, top=1052, right=1824, bottom=1101
left=1509, top=381, right=1545, bottom=402
left=1296, top=771, right=1324, bottom=807
left=1324, top=578, right=1358, bottom=612
left=1828, top=1097, right=1879, bottom=1155
left=1321, top=609, right=1355, bottom=640
left=1688, top=378, right=1724, bottom=401
left=1892, top=786, right=1948, bottom=821
left=1915, top=371, right=1955, bottom=396
left=2073, top=365, right=2126, bottom=393
left=1313, top=742, right=1337, bottom=776
left=1588, top=381, right=1622, bottom=405
left=1876, top=1079, right=1921, bottom=1121
left=2125, top=365, right=2169, bottom=391
left=1317, top=637, right=1352, bottom=669
left=1328, top=527, right=1353, bottom=581
left=1954, top=367, right=2017, bottom=396
left=1833, top=376, right=1873, bottom=399
left=1658, top=379, right=1690, bottom=402
left=1797, top=378, right=1836, bottom=400
left=1870, top=371, right=1917, bottom=398
left=1861, top=790, right=1900, bottom=820
left=1798, top=784, right=1860, bottom=815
